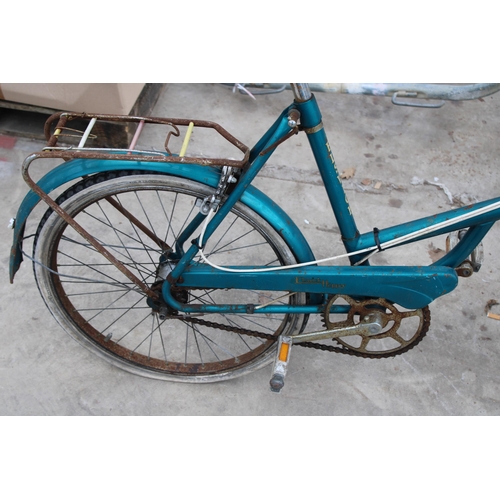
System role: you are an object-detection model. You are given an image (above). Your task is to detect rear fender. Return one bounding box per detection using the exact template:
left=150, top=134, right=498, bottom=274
left=10, top=158, right=316, bottom=282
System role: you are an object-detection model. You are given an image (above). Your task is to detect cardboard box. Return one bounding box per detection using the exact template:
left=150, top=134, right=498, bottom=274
left=0, top=83, right=145, bottom=115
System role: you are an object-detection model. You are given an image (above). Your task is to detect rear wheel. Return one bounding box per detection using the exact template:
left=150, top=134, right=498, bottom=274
left=33, top=172, right=306, bottom=382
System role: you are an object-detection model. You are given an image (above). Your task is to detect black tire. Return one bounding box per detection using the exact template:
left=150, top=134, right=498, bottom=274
left=33, top=172, right=306, bottom=382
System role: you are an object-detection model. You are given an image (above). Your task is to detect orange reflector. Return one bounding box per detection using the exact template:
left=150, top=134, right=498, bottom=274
left=278, top=342, right=290, bottom=362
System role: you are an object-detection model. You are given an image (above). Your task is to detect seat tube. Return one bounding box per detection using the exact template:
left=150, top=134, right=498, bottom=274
left=293, top=89, right=360, bottom=252
left=291, top=83, right=313, bottom=102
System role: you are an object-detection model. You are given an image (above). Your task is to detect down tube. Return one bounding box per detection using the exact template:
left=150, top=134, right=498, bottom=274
left=295, top=97, right=361, bottom=256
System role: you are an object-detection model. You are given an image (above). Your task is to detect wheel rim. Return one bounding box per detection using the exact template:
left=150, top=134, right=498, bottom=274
left=35, top=174, right=304, bottom=379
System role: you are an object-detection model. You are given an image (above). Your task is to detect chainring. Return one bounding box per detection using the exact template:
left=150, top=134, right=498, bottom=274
left=321, top=295, right=431, bottom=358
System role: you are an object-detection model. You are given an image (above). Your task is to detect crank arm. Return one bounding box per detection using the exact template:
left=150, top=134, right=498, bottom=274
left=270, top=312, right=384, bottom=392
left=291, top=313, right=385, bottom=344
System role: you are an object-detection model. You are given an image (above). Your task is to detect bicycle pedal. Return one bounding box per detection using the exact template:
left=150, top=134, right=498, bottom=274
left=269, top=335, right=293, bottom=393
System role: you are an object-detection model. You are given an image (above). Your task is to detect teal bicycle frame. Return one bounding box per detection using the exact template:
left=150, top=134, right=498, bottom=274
left=9, top=84, right=500, bottom=318
left=160, top=87, right=500, bottom=314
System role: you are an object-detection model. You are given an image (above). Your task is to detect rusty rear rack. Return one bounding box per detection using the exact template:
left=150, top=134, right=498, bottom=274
left=41, top=111, right=250, bottom=168
left=15, top=110, right=251, bottom=293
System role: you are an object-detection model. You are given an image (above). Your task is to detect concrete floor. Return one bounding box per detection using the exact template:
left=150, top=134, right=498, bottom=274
left=1, top=83, right=500, bottom=415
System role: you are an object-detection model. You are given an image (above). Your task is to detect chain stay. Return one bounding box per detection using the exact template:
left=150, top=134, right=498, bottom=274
left=175, top=302, right=431, bottom=359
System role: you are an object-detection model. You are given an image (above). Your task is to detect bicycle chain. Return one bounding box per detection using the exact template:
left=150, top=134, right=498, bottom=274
left=176, top=306, right=431, bottom=359
left=179, top=316, right=275, bottom=341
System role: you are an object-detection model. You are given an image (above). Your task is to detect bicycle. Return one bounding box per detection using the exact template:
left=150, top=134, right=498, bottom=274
left=9, top=83, right=500, bottom=392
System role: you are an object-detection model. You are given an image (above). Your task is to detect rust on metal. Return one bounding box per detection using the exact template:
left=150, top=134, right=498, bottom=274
left=164, top=124, right=181, bottom=154
left=259, top=127, right=299, bottom=157
left=303, top=122, right=324, bottom=135
left=18, top=110, right=255, bottom=305
left=44, top=112, right=250, bottom=168
left=321, top=295, right=430, bottom=358
left=455, top=262, right=474, bottom=278
left=45, top=114, right=68, bottom=147
left=104, top=196, right=172, bottom=253
left=22, top=162, right=159, bottom=301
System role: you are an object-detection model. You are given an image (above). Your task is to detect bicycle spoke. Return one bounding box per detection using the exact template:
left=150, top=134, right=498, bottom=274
left=91, top=293, right=147, bottom=332
left=34, top=173, right=305, bottom=380
left=61, top=234, right=158, bottom=259
left=191, top=324, right=205, bottom=364
left=164, top=192, right=179, bottom=243
left=80, top=287, right=140, bottom=323
left=95, top=199, right=155, bottom=281
left=78, top=209, right=160, bottom=255
left=57, top=249, right=136, bottom=286
left=207, top=226, right=257, bottom=256
left=184, top=322, right=237, bottom=360
left=134, top=191, right=160, bottom=242
left=157, top=316, right=168, bottom=364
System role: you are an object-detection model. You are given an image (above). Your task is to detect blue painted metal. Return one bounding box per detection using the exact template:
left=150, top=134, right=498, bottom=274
left=434, top=223, right=493, bottom=268
left=172, top=211, right=207, bottom=259
left=163, top=264, right=458, bottom=312
left=353, top=199, right=500, bottom=267
left=295, top=96, right=360, bottom=252
left=167, top=105, right=299, bottom=283
left=9, top=157, right=316, bottom=282
left=249, top=105, right=295, bottom=162
left=10, top=91, right=500, bottom=321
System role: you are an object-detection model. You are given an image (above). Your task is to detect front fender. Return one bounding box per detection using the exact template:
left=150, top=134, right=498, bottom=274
left=10, top=158, right=315, bottom=282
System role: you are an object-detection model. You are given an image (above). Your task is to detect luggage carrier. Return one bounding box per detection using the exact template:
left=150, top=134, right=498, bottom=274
left=39, top=111, right=250, bottom=168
